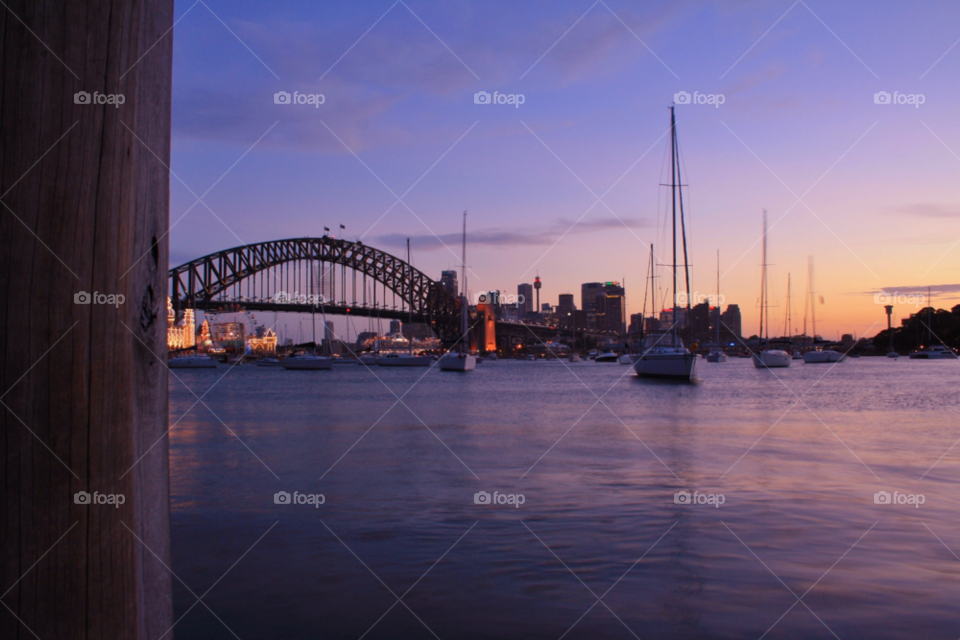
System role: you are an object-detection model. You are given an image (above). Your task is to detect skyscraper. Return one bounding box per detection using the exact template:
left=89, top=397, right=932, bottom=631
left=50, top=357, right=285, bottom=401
left=440, top=270, right=458, bottom=298
left=581, top=282, right=603, bottom=326
left=518, top=283, right=534, bottom=314
left=720, top=304, right=742, bottom=338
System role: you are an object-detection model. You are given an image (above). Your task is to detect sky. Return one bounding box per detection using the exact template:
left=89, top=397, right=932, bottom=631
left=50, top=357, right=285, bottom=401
left=169, top=0, right=960, bottom=340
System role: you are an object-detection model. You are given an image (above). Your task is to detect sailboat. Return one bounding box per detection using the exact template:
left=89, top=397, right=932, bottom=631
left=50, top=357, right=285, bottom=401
left=377, top=238, right=432, bottom=367
left=439, top=212, right=477, bottom=372
left=753, top=210, right=791, bottom=369
left=706, top=251, right=727, bottom=363
left=633, top=107, right=699, bottom=381
left=802, top=257, right=841, bottom=363
left=282, top=299, right=333, bottom=369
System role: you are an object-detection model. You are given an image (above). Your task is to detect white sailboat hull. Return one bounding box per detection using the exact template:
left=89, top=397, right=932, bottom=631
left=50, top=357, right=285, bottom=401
left=376, top=355, right=432, bottom=367
left=802, top=350, right=843, bottom=364
left=633, top=351, right=699, bottom=380
left=618, top=354, right=634, bottom=365
left=753, top=350, right=792, bottom=368
left=437, top=353, right=477, bottom=371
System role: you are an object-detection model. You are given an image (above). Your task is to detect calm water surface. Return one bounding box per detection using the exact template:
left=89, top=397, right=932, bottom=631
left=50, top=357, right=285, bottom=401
left=169, top=358, right=960, bottom=639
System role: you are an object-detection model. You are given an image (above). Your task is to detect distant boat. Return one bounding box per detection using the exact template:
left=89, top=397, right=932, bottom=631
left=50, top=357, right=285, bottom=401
left=281, top=354, right=333, bottom=370
left=255, top=357, right=282, bottom=367
left=359, top=354, right=377, bottom=366
left=486, top=353, right=498, bottom=361
left=632, top=107, right=699, bottom=381
left=169, top=355, right=217, bottom=369
left=791, top=351, right=803, bottom=360
left=525, top=354, right=536, bottom=361
left=595, top=351, right=618, bottom=363
left=439, top=211, right=477, bottom=372
left=587, top=350, right=597, bottom=360
left=705, top=351, right=727, bottom=363
left=569, top=353, right=582, bottom=362
left=753, top=210, right=790, bottom=369
left=376, top=353, right=432, bottom=367
left=909, top=345, right=957, bottom=360
left=886, top=351, right=899, bottom=359
left=803, top=348, right=843, bottom=364
left=331, top=356, right=358, bottom=365
left=617, top=353, right=633, bottom=365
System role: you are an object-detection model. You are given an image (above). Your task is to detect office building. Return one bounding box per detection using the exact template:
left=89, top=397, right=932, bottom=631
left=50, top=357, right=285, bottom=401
left=518, top=283, right=534, bottom=314
left=720, top=304, right=742, bottom=338
left=440, top=270, right=458, bottom=298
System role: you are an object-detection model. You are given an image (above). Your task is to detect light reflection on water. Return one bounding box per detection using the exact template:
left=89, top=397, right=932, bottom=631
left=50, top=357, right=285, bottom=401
left=170, top=358, right=960, bottom=639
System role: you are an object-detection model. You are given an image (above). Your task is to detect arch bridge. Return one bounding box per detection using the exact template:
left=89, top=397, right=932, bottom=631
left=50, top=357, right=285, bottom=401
left=168, top=237, right=462, bottom=343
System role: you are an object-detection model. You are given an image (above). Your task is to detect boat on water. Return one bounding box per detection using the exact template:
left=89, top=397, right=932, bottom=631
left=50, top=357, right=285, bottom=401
left=909, top=345, right=957, bottom=360
left=255, top=357, right=283, bottom=368
left=376, top=353, right=432, bottom=367
left=792, top=351, right=803, bottom=360
left=525, top=354, right=536, bottom=361
left=632, top=107, right=698, bottom=382
left=169, top=355, right=217, bottom=369
left=281, top=354, right=333, bottom=370
left=887, top=351, right=899, bottom=359
left=358, top=354, right=377, bottom=366
left=617, top=353, right=633, bottom=365
left=753, top=210, right=790, bottom=369
left=569, top=353, right=582, bottom=362
left=379, top=239, right=433, bottom=368
left=587, top=350, right=597, bottom=360
left=439, top=211, right=477, bottom=372
left=595, top=351, right=618, bottom=363
left=634, top=333, right=700, bottom=379
left=485, top=353, right=497, bottom=361
left=706, top=251, right=728, bottom=363
left=331, top=357, right=358, bottom=365
left=802, top=348, right=843, bottom=364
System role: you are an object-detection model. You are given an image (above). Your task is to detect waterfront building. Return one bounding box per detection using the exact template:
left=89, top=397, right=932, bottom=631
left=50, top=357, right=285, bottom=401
left=247, top=327, right=277, bottom=355
left=210, top=322, right=245, bottom=352
left=166, top=298, right=196, bottom=350
left=581, top=282, right=603, bottom=326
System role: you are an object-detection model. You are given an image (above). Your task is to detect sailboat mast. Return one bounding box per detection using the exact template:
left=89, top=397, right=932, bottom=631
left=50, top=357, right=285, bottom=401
left=760, top=209, right=767, bottom=344
left=716, top=250, right=721, bottom=349
left=461, top=211, right=468, bottom=353
left=407, top=237, right=412, bottom=355
left=786, top=273, right=792, bottom=339
left=670, top=107, right=678, bottom=339
left=809, top=256, right=816, bottom=344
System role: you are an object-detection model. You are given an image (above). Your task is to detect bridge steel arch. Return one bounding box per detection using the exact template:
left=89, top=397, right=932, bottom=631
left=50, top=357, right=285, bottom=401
left=168, top=237, right=461, bottom=343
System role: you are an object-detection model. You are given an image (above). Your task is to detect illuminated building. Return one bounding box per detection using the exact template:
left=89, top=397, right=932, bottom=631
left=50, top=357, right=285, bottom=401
left=440, top=270, right=458, bottom=298
left=246, top=327, right=277, bottom=355
left=211, top=322, right=245, bottom=352
left=166, top=297, right=196, bottom=350
left=518, top=283, right=534, bottom=314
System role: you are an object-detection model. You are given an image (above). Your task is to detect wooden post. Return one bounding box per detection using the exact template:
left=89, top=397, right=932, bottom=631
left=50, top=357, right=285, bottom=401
left=0, top=1, right=174, bottom=638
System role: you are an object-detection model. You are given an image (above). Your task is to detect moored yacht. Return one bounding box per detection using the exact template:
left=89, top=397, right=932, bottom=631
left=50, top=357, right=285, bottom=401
left=439, top=211, right=477, bottom=373
left=753, top=210, right=790, bottom=369
left=909, top=345, right=957, bottom=360
left=802, top=348, right=843, bottom=364
left=595, top=351, right=618, bottom=363
left=376, top=353, right=432, bottom=367
left=633, top=333, right=700, bottom=379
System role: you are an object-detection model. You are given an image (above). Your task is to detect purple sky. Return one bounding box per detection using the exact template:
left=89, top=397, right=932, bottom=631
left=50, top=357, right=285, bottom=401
left=169, top=0, right=960, bottom=338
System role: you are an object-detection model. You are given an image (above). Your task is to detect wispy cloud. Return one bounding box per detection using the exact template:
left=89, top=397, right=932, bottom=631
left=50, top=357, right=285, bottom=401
left=864, top=283, right=960, bottom=298
left=881, top=203, right=960, bottom=219
left=374, top=216, right=650, bottom=251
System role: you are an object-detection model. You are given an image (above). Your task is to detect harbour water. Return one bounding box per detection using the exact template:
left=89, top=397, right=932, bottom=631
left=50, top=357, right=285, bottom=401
left=170, top=359, right=960, bottom=639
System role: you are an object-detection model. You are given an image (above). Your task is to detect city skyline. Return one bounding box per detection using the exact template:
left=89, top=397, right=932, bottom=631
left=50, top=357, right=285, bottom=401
left=168, top=1, right=960, bottom=340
